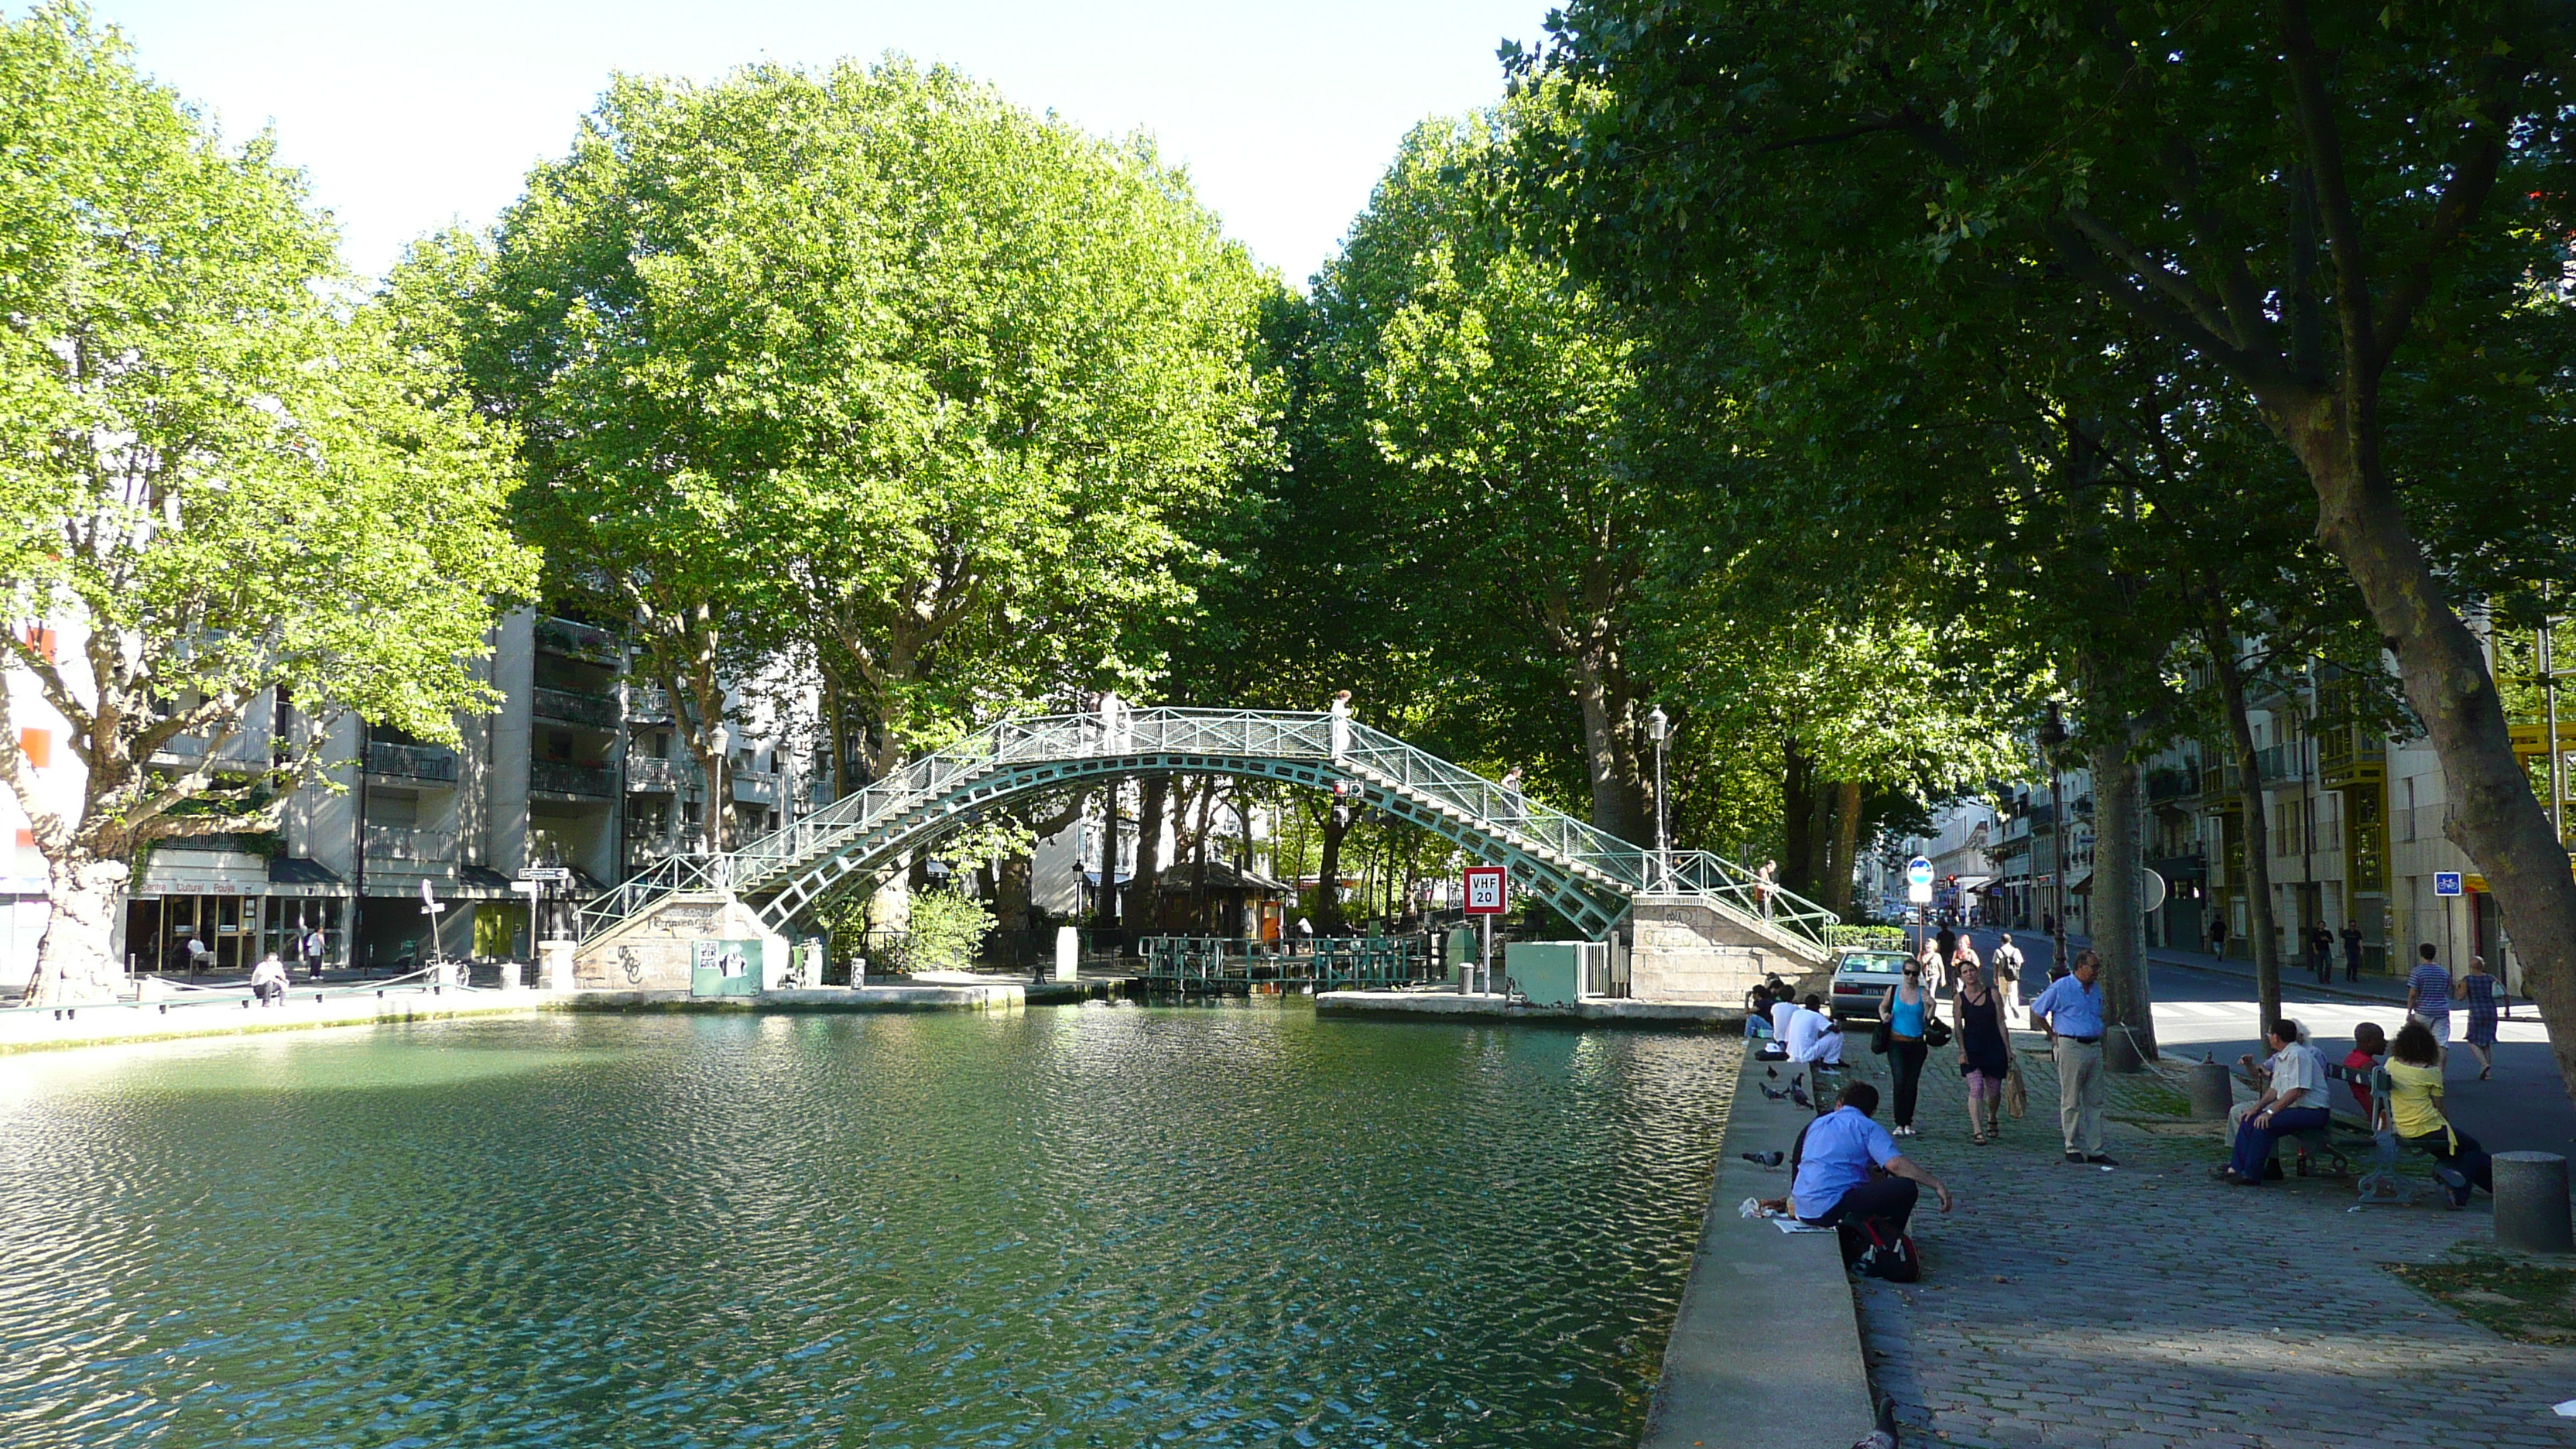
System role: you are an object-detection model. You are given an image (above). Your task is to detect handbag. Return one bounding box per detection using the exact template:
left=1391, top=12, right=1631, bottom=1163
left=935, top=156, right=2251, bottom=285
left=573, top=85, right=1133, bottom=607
left=1870, top=1018, right=1893, bottom=1054
left=2004, top=1060, right=2029, bottom=1118
left=1924, top=1016, right=1953, bottom=1049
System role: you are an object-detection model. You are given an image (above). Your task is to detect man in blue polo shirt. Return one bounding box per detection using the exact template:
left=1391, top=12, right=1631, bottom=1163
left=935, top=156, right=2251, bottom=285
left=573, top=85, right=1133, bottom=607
left=2030, top=948, right=2117, bottom=1166
left=1793, top=1081, right=1953, bottom=1234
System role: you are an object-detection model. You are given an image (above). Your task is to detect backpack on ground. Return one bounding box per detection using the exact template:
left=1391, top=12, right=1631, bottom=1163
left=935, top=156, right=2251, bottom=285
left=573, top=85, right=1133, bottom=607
left=1840, top=1215, right=1920, bottom=1283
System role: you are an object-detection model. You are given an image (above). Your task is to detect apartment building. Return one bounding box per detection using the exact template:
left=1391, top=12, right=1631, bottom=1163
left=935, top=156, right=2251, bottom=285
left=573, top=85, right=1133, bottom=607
left=1978, top=673, right=2568, bottom=987
left=0, top=609, right=814, bottom=990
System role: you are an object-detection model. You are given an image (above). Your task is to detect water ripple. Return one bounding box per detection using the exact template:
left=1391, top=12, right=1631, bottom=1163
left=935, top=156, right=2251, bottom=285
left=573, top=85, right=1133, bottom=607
left=0, top=1007, right=1735, bottom=1447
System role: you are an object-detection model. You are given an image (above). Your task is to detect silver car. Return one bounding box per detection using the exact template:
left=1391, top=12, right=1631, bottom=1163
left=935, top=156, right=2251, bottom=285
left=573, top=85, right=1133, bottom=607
left=1828, top=947, right=1911, bottom=1021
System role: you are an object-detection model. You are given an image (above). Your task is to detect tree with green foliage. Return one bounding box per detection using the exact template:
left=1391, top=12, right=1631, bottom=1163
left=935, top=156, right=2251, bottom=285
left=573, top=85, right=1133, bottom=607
left=437, top=60, right=1274, bottom=855
left=1519, top=0, right=2576, bottom=1076
left=0, top=5, right=536, bottom=1004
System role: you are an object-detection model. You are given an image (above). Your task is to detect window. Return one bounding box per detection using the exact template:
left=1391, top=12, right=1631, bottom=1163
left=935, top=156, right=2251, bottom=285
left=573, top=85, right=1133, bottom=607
left=19, top=626, right=53, bottom=663
left=17, top=728, right=48, bottom=769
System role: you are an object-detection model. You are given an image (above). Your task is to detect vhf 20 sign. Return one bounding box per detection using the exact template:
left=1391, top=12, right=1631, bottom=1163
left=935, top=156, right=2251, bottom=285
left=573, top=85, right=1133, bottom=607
left=1463, top=866, right=1508, bottom=915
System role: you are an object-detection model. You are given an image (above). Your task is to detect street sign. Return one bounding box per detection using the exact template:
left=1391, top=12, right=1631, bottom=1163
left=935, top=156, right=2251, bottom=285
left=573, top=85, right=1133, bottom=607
left=1907, top=879, right=1934, bottom=905
left=1906, top=855, right=1934, bottom=887
left=1463, top=865, right=1508, bottom=915
left=2139, top=868, right=2167, bottom=914
left=516, top=867, right=573, bottom=883
left=2434, top=871, right=2464, bottom=897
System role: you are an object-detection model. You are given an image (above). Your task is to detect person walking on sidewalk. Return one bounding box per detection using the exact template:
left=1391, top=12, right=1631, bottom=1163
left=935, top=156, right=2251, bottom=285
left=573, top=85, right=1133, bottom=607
left=1954, top=960, right=2011, bottom=1145
left=2310, top=925, right=2335, bottom=985
left=1882, top=961, right=1934, bottom=1137
left=2209, top=915, right=2227, bottom=959
left=2030, top=949, right=2115, bottom=1166
left=2339, top=920, right=2364, bottom=982
left=1990, top=933, right=2025, bottom=1016
left=2459, top=956, right=2503, bottom=1081
left=2406, top=944, right=2454, bottom=1062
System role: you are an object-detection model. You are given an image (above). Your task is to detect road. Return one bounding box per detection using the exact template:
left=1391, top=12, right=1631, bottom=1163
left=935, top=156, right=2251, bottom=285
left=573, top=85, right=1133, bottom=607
left=1954, top=927, right=2576, bottom=1161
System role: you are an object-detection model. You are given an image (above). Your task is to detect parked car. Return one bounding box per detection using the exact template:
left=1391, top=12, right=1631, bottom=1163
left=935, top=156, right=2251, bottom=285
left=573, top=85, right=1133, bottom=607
left=1828, top=947, right=1911, bottom=1021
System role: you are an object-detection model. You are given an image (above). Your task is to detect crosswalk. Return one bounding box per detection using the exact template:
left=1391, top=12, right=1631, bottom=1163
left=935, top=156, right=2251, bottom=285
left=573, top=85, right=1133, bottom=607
left=2150, top=996, right=2551, bottom=1048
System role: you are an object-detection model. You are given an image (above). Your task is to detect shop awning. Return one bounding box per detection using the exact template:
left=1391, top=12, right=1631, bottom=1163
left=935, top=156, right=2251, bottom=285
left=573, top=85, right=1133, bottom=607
left=265, top=857, right=348, bottom=897
left=2067, top=870, right=2095, bottom=896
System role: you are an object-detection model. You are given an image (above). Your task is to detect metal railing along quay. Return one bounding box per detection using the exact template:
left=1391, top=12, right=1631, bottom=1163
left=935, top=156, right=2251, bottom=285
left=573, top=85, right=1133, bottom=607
left=2, top=966, right=495, bottom=1024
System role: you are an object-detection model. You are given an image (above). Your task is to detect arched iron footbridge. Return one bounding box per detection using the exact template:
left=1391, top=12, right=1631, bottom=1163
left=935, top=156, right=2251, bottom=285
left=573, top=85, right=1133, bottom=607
left=578, top=708, right=1838, bottom=961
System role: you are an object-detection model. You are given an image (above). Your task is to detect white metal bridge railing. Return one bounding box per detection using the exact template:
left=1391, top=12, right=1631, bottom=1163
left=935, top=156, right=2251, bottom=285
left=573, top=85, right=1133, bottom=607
left=577, top=707, right=1839, bottom=952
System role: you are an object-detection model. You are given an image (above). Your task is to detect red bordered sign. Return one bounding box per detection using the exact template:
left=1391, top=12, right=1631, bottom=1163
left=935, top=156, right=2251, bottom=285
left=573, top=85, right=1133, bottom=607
left=1463, top=865, right=1508, bottom=915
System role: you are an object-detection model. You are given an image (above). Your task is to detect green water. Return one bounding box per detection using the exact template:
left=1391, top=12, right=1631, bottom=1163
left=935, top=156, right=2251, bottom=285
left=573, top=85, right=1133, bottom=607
left=0, top=1005, right=1736, bottom=1447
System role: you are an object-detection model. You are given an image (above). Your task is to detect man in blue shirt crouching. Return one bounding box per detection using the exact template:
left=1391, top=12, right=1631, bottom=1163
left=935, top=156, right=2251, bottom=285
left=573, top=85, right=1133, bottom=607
left=1794, top=1081, right=1954, bottom=1235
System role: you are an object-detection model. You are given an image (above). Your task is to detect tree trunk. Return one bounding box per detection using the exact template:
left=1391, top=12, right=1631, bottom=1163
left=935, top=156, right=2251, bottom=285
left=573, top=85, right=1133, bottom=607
left=1780, top=736, right=1815, bottom=897
left=1091, top=783, right=1121, bottom=932
left=1569, top=637, right=1651, bottom=844
left=1134, top=773, right=1169, bottom=935
left=1191, top=779, right=1215, bottom=931
left=2278, top=398, right=2576, bottom=1098
left=2090, top=738, right=2155, bottom=1060
left=1802, top=779, right=1834, bottom=897
left=26, top=852, right=131, bottom=1007
left=997, top=851, right=1033, bottom=933
left=1823, top=778, right=1864, bottom=917
left=1314, top=799, right=1352, bottom=932
left=2208, top=632, right=2283, bottom=1026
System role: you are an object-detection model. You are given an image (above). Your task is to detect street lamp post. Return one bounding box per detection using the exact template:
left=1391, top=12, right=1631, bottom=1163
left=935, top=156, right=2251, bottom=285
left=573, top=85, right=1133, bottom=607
left=1646, top=706, right=1670, bottom=887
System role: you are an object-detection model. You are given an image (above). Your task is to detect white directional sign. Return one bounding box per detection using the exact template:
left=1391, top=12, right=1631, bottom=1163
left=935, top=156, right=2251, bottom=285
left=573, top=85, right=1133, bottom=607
left=516, top=867, right=573, bottom=884
left=1906, top=855, right=1934, bottom=905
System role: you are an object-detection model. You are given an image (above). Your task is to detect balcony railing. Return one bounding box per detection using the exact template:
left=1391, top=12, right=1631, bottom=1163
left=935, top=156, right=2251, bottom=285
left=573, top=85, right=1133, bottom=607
left=533, top=686, right=620, bottom=730
left=629, top=684, right=673, bottom=722
left=626, top=755, right=697, bottom=794
left=732, top=769, right=782, bottom=806
left=533, top=616, right=622, bottom=663
left=2146, top=766, right=2197, bottom=803
left=365, top=741, right=458, bottom=783
left=529, top=759, right=615, bottom=799
left=364, top=824, right=456, bottom=862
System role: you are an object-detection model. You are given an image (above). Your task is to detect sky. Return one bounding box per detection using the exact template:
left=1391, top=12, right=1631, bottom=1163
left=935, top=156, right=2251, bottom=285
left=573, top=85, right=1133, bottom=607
left=78, top=1, right=1553, bottom=288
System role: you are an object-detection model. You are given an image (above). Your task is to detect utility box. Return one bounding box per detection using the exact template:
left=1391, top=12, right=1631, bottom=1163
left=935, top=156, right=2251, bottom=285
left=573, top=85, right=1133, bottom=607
left=1505, top=940, right=1601, bottom=1007
left=1447, top=926, right=1478, bottom=983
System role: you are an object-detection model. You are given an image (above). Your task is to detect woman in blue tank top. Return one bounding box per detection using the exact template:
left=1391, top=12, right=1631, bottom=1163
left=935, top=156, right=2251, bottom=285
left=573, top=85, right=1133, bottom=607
left=1882, top=964, right=1932, bottom=1136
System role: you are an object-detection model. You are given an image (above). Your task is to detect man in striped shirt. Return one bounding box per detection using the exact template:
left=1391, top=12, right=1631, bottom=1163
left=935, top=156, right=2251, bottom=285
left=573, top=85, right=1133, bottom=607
left=2406, top=943, right=2454, bottom=1055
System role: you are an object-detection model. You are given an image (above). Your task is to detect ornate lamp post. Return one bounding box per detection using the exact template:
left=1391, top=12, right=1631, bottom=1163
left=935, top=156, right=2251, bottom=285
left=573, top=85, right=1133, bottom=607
left=2038, top=703, right=2069, bottom=973
left=1646, top=706, right=1670, bottom=885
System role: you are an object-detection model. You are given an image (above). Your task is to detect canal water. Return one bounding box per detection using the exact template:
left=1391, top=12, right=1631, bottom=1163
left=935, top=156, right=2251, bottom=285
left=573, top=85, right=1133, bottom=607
left=0, top=1005, right=1737, bottom=1447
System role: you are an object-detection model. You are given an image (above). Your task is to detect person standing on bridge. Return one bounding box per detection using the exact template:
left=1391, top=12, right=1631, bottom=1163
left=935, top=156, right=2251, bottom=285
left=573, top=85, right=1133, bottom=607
left=1326, top=690, right=1352, bottom=762
left=1753, top=859, right=1776, bottom=918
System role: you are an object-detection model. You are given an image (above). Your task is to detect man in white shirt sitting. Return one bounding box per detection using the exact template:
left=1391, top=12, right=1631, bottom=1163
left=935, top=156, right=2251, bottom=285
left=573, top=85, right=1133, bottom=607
left=1786, top=994, right=1845, bottom=1068
left=1769, top=993, right=1800, bottom=1047
left=2215, top=1018, right=2331, bottom=1187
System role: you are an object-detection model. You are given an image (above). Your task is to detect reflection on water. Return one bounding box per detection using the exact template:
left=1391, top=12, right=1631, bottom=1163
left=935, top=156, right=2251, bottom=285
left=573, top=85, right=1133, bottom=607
left=0, top=1006, right=1736, bottom=1447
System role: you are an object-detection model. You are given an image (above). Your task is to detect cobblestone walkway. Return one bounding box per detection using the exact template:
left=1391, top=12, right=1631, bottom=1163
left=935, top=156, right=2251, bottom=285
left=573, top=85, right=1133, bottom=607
left=1792, top=1033, right=2576, bottom=1448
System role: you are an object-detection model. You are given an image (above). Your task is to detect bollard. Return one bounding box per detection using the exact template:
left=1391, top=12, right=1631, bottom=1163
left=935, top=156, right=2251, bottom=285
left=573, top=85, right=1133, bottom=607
left=2494, top=1152, right=2574, bottom=1253
left=2186, top=1057, right=2233, bottom=1120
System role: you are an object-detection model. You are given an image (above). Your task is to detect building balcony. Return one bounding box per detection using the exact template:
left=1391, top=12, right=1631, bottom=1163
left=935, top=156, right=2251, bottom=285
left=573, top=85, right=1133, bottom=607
left=626, top=755, right=696, bottom=794
left=533, top=616, right=622, bottom=665
left=733, top=769, right=782, bottom=806
left=2146, top=766, right=2197, bottom=804
left=365, top=741, right=459, bottom=784
left=529, top=759, right=615, bottom=800
left=364, top=824, right=456, bottom=863
left=2254, top=742, right=2307, bottom=787
left=629, top=684, right=673, bottom=723
left=533, top=686, right=621, bottom=730
left=2317, top=725, right=2387, bottom=788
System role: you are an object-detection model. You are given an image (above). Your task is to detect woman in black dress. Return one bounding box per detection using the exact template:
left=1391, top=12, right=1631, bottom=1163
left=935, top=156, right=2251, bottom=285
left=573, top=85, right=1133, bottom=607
left=1954, top=960, right=2012, bottom=1144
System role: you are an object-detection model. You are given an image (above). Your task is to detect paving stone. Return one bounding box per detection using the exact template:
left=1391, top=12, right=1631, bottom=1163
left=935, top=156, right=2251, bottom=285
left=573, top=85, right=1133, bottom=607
left=1808, top=1032, right=2576, bottom=1448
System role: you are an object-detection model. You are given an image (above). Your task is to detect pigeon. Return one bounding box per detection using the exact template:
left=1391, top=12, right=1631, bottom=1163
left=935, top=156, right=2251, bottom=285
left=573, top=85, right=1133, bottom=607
left=1850, top=1396, right=1899, bottom=1448
left=1787, top=1080, right=1813, bottom=1108
left=1759, top=1082, right=1791, bottom=1101
left=1740, top=1150, right=1784, bottom=1167
left=1766, top=1066, right=1780, bottom=1080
